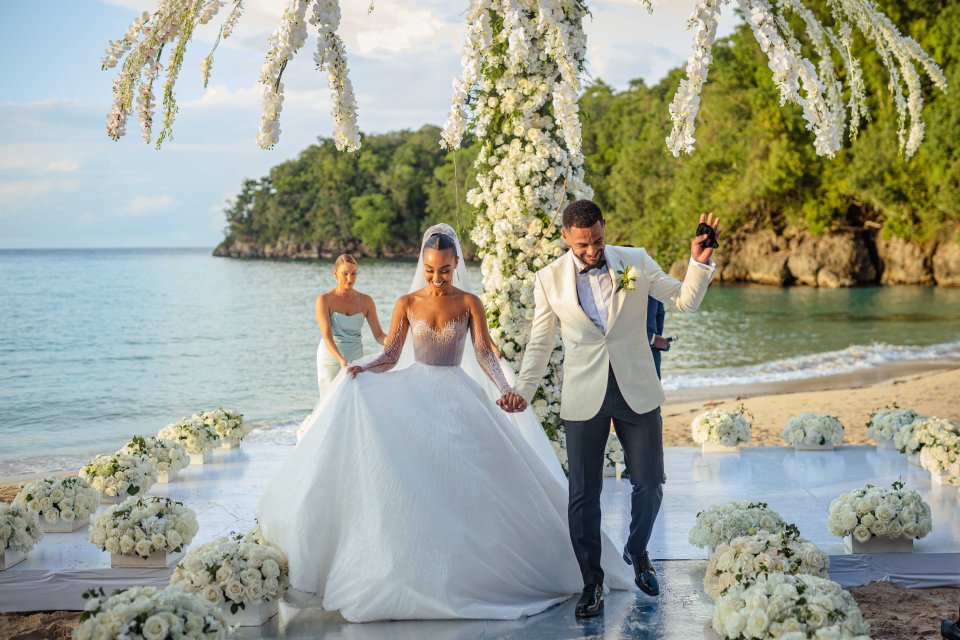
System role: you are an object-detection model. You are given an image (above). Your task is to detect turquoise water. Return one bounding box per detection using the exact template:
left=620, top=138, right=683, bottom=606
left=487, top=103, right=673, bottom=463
left=1, top=248, right=959, bottom=476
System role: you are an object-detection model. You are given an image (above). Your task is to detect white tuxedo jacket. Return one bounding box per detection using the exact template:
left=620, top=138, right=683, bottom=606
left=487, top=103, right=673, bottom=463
left=514, top=245, right=715, bottom=421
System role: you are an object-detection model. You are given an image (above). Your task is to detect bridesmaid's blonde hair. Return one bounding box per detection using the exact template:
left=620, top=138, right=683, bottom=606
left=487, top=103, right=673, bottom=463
left=334, top=254, right=357, bottom=269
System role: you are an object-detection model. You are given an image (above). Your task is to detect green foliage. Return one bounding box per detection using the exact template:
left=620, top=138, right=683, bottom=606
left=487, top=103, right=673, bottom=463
left=221, top=1, right=957, bottom=259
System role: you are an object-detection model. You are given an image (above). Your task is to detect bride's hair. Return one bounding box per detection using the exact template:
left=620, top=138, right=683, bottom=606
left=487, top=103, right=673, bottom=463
left=422, top=232, right=457, bottom=256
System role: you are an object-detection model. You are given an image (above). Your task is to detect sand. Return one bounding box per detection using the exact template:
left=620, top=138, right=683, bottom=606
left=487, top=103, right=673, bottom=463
left=662, top=365, right=960, bottom=446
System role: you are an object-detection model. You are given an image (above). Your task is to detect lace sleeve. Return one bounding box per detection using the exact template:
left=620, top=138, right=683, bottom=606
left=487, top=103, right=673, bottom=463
left=470, top=316, right=512, bottom=395
left=362, top=315, right=408, bottom=373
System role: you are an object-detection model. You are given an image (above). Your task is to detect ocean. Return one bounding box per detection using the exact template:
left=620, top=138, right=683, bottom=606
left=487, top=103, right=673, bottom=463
left=2, top=247, right=959, bottom=478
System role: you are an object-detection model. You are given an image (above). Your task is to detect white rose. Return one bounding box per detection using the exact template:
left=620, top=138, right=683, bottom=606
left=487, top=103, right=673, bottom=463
left=134, top=539, right=152, bottom=557
left=42, top=509, right=58, bottom=524
left=261, top=558, right=281, bottom=578
left=245, top=582, right=264, bottom=602
left=240, top=568, right=261, bottom=585
left=263, top=576, right=280, bottom=594
left=225, top=580, right=244, bottom=602
left=853, top=525, right=872, bottom=543
left=61, top=509, right=76, bottom=522
left=216, top=564, right=235, bottom=583
left=202, top=585, right=223, bottom=606
left=166, top=530, right=183, bottom=549
left=104, top=538, right=120, bottom=554
left=746, top=609, right=770, bottom=637
left=141, top=614, right=169, bottom=640
left=119, top=535, right=135, bottom=554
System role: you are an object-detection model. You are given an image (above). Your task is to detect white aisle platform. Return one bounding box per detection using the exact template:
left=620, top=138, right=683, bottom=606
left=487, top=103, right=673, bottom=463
left=1, top=444, right=958, bottom=613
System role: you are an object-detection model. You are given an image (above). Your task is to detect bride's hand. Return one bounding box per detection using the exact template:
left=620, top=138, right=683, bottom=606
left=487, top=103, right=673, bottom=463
left=347, top=366, right=364, bottom=378
left=496, top=391, right=527, bottom=413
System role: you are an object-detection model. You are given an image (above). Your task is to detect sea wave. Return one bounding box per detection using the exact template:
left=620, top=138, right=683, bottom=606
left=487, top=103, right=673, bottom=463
left=3, top=341, right=959, bottom=480
left=661, top=340, right=960, bottom=390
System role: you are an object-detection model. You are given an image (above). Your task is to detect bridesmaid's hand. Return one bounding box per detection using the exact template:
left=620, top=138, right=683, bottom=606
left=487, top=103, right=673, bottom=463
left=338, top=357, right=348, bottom=368
left=347, top=366, right=364, bottom=378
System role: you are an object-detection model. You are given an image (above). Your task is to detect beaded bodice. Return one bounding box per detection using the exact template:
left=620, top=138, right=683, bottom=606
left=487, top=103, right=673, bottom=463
left=361, top=311, right=511, bottom=394
left=409, top=314, right=469, bottom=366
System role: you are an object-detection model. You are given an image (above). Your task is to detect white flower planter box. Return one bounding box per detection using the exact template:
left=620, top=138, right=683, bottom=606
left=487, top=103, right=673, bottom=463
left=222, top=600, right=279, bottom=627
left=908, top=453, right=921, bottom=466
left=843, top=535, right=913, bottom=554
left=931, top=471, right=958, bottom=486
left=111, top=550, right=184, bottom=569
left=157, top=469, right=179, bottom=484
left=218, top=438, right=241, bottom=450
left=1, top=548, right=27, bottom=571
left=189, top=452, right=213, bottom=465
left=875, top=438, right=898, bottom=451
left=41, top=515, right=89, bottom=533
left=795, top=443, right=835, bottom=451
left=702, top=441, right=740, bottom=453
left=100, top=493, right=124, bottom=504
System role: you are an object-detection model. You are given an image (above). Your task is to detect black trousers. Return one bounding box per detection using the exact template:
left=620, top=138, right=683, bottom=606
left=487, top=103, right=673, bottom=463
left=564, top=368, right=665, bottom=586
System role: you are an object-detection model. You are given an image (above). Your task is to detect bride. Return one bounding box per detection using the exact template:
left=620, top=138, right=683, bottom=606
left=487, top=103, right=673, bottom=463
left=257, top=224, right=630, bottom=622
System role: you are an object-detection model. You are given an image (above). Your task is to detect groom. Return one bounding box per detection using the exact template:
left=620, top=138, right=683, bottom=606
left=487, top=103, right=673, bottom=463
left=510, top=200, right=720, bottom=617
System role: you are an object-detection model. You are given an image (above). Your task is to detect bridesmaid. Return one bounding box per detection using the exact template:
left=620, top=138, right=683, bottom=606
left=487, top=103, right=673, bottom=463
left=315, top=254, right=387, bottom=393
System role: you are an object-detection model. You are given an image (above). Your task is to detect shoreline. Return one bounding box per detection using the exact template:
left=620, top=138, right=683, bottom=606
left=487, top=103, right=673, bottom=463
left=2, top=362, right=958, bottom=494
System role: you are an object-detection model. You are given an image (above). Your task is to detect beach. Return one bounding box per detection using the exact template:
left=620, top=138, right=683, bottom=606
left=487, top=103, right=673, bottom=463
left=1, top=365, right=957, bottom=638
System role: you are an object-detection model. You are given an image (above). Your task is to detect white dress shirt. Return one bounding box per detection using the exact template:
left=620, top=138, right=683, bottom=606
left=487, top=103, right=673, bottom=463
left=572, top=252, right=613, bottom=334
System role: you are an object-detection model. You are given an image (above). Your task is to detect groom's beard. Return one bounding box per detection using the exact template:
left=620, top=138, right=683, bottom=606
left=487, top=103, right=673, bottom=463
left=575, top=248, right=604, bottom=266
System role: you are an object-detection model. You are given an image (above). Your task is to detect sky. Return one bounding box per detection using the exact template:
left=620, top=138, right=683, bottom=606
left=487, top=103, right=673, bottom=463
left=0, top=1, right=741, bottom=249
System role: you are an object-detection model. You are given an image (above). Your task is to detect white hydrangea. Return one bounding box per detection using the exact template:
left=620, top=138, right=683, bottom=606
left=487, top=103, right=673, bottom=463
left=0, top=503, right=43, bottom=554
left=75, top=585, right=227, bottom=639
left=827, top=480, right=932, bottom=542
left=691, top=408, right=752, bottom=446
left=895, top=416, right=959, bottom=457
left=866, top=408, right=922, bottom=442
left=704, top=526, right=830, bottom=599
left=13, top=476, right=100, bottom=525
left=193, top=408, right=250, bottom=442
left=443, top=0, right=591, bottom=453
left=120, top=435, right=189, bottom=475
left=916, top=426, right=960, bottom=484
left=605, top=432, right=624, bottom=469
left=89, top=496, right=199, bottom=558
left=159, top=417, right=221, bottom=454
left=80, top=452, right=157, bottom=499
left=712, top=572, right=870, bottom=640
left=689, top=501, right=786, bottom=549
left=171, top=530, right=290, bottom=612
left=782, top=412, right=844, bottom=446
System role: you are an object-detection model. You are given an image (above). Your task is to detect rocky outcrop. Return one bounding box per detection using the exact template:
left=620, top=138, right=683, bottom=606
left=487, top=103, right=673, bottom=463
left=713, top=230, right=791, bottom=285
left=213, top=238, right=416, bottom=260
left=932, top=240, right=960, bottom=286
left=875, top=235, right=935, bottom=285
left=215, top=229, right=960, bottom=287
left=662, top=228, right=959, bottom=287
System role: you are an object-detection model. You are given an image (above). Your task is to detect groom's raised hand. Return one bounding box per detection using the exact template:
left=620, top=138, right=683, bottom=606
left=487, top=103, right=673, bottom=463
left=691, top=212, right=723, bottom=264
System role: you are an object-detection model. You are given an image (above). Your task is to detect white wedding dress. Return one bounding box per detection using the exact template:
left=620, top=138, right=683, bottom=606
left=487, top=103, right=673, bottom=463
left=257, top=225, right=631, bottom=623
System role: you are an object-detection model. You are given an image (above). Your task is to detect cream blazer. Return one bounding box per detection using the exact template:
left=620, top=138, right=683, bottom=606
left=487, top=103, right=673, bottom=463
left=514, top=245, right=715, bottom=421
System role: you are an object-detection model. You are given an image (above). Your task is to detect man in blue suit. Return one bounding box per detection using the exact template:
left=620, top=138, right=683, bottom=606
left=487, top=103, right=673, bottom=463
left=646, top=297, right=670, bottom=379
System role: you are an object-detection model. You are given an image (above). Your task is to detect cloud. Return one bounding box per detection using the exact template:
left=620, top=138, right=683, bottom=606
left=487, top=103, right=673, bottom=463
left=46, top=159, right=81, bottom=173
left=0, top=180, right=56, bottom=212
left=117, top=194, right=173, bottom=217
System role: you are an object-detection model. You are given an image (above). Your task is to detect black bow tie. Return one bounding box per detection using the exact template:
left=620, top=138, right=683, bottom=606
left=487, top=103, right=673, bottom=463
left=578, top=259, right=607, bottom=275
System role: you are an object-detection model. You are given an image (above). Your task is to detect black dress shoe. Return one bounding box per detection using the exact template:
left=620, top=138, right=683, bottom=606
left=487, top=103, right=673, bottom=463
left=574, top=583, right=603, bottom=618
left=942, top=619, right=960, bottom=640
left=623, top=549, right=660, bottom=596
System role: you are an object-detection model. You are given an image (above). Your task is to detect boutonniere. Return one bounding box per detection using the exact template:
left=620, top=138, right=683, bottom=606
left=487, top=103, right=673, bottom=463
left=616, top=261, right=638, bottom=293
